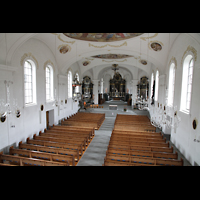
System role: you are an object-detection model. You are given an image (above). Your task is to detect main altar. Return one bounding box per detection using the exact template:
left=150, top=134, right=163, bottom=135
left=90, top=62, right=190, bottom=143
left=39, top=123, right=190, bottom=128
left=109, top=72, right=126, bottom=99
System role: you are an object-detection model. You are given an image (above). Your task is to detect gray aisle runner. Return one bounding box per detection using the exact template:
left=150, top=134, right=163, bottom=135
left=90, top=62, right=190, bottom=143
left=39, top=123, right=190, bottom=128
left=76, top=117, right=115, bottom=166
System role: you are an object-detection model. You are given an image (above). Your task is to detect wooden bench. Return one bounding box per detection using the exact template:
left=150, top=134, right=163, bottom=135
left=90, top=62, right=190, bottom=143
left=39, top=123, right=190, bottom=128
left=39, top=132, right=90, bottom=146
left=108, top=144, right=174, bottom=153
left=10, top=146, right=75, bottom=166
left=19, top=142, right=79, bottom=161
left=62, top=113, right=105, bottom=130
left=103, top=159, right=153, bottom=166
left=104, top=152, right=183, bottom=166
left=109, top=139, right=169, bottom=148
left=106, top=147, right=178, bottom=160
left=112, top=130, right=163, bottom=138
left=33, top=134, right=87, bottom=151
left=103, top=114, right=182, bottom=166
left=110, top=135, right=166, bottom=143
left=114, top=124, right=156, bottom=132
left=0, top=163, right=16, bottom=166
left=114, top=114, right=156, bottom=132
left=61, top=121, right=97, bottom=129
left=0, top=152, right=69, bottom=166
left=51, top=126, right=95, bottom=137
left=27, top=138, right=83, bottom=156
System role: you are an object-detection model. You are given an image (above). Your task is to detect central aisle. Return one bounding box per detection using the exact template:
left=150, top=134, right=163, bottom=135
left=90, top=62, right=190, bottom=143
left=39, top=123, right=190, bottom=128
left=76, top=117, right=115, bottom=166
left=77, top=100, right=139, bottom=166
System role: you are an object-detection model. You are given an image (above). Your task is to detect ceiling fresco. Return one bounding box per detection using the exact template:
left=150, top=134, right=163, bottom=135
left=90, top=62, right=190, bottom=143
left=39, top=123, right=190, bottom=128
left=63, top=33, right=144, bottom=42
left=92, top=54, right=133, bottom=59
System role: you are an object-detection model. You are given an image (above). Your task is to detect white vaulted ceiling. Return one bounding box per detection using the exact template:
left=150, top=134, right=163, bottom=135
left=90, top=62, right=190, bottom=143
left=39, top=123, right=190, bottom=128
left=2, top=33, right=199, bottom=79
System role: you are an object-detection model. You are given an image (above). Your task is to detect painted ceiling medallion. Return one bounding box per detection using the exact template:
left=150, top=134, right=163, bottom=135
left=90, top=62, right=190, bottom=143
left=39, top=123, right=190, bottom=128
left=150, top=42, right=162, bottom=51
left=140, top=59, right=147, bottom=65
left=63, top=33, right=144, bottom=42
left=59, top=45, right=71, bottom=54
left=92, top=54, right=133, bottom=59
left=82, top=61, right=90, bottom=66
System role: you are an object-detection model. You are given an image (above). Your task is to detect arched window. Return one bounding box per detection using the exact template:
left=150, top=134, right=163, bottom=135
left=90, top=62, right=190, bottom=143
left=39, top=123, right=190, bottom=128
left=168, top=63, right=175, bottom=106
left=101, top=78, right=103, bottom=94
left=24, top=60, right=36, bottom=105
left=180, top=55, right=194, bottom=113
left=75, top=72, right=79, bottom=93
left=151, top=72, right=154, bottom=98
left=68, top=70, right=72, bottom=98
left=46, top=65, right=54, bottom=101
left=155, top=70, right=159, bottom=101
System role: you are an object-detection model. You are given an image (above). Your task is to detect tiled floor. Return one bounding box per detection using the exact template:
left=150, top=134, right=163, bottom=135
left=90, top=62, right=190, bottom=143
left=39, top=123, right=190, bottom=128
left=77, top=100, right=192, bottom=166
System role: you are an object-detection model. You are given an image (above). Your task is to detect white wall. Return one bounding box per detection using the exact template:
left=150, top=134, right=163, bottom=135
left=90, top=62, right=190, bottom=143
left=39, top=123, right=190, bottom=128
left=148, top=34, right=200, bottom=166
left=0, top=38, right=79, bottom=153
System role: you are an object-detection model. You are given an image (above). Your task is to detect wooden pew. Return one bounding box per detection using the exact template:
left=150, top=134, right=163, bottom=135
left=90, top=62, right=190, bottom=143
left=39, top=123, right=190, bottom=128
left=0, top=163, right=16, bottom=166
left=51, top=126, right=95, bottom=137
left=19, top=142, right=79, bottom=161
left=61, top=121, right=97, bottom=129
left=49, top=127, right=94, bottom=138
left=104, top=114, right=182, bottom=166
left=103, top=159, right=153, bottom=166
left=114, top=124, right=156, bottom=132
left=9, top=146, right=75, bottom=166
left=39, top=132, right=90, bottom=146
left=104, top=153, right=183, bottom=166
left=62, top=113, right=105, bottom=130
left=106, top=147, right=178, bottom=160
left=110, top=135, right=166, bottom=143
left=112, top=130, right=163, bottom=138
left=0, top=152, right=69, bottom=166
left=114, top=114, right=156, bottom=132
left=33, top=134, right=86, bottom=151
left=109, top=139, right=169, bottom=148
left=27, top=138, right=83, bottom=156
left=108, top=143, right=173, bottom=153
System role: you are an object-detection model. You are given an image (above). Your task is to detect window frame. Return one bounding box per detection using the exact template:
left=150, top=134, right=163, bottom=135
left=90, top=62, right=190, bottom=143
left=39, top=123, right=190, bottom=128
left=151, top=72, right=154, bottom=98
left=168, top=63, right=176, bottom=107
left=24, top=59, right=37, bottom=107
left=155, top=70, right=159, bottom=102
left=180, top=54, right=194, bottom=114
left=45, top=64, right=54, bottom=102
left=68, top=70, right=72, bottom=98
left=186, top=58, right=194, bottom=111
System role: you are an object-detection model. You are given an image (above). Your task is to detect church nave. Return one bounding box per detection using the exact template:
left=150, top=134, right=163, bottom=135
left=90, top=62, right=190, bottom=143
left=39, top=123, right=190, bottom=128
left=0, top=33, right=200, bottom=165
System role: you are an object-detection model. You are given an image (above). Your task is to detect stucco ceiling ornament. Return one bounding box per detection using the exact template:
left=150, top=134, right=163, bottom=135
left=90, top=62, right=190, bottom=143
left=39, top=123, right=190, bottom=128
left=169, top=56, right=177, bottom=69
left=140, top=59, right=148, bottom=65
left=82, top=60, right=90, bottom=66
left=148, top=41, right=163, bottom=51
left=102, top=59, right=127, bottom=62
left=140, top=33, right=158, bottom=41
left=63, top=33, right=144, bottom=42
left=181, top=45, right=197, bottom=65
left=51, top=33, right=76, bottom=44
left=58, top=44, right=71, bottom=54
left=20, top=52, right=39, bottom=69
left=88, top=41, right=127, bottom=48
left=43, top=60, right=55, bottom=72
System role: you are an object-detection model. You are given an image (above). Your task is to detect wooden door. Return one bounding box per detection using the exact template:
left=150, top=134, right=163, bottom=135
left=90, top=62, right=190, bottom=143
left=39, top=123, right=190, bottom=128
left=46, top=111, right=49, bottom=129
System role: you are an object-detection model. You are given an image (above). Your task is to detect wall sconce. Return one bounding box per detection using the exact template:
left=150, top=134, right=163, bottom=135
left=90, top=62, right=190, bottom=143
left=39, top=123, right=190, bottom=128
left=0, top=81, right=21, bottom=121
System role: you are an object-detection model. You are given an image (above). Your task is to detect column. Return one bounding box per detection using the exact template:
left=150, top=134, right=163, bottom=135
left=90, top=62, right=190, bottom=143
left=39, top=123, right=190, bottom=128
left=130, top=79, right=138, bottom=106
left=92, top=80, right=99, bottom=105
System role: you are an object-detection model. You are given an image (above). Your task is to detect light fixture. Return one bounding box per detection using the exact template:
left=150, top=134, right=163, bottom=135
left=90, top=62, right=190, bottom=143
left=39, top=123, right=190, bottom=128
left=0, top=81, right=21, bottom=122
